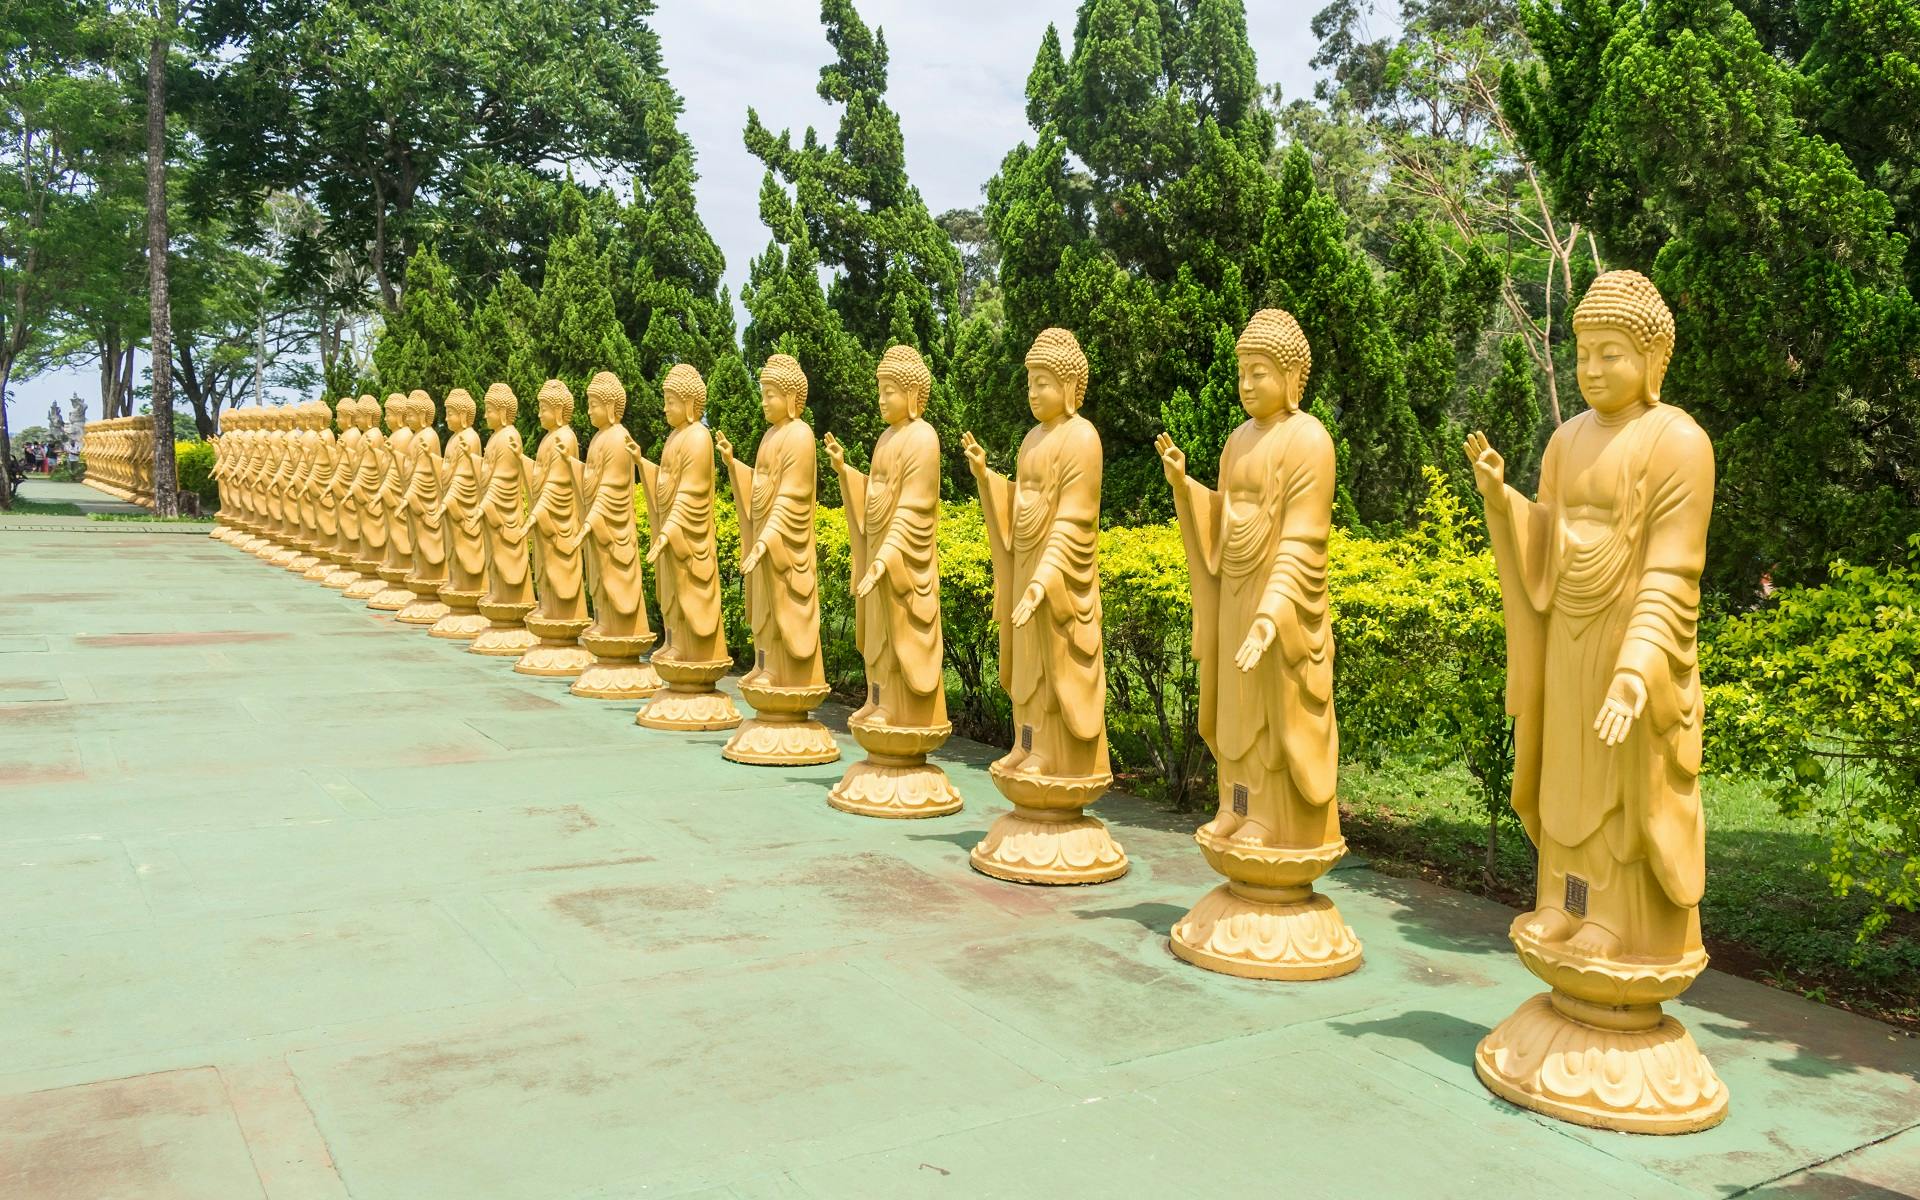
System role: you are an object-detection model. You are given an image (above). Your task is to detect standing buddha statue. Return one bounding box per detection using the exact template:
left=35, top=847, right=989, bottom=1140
left=635, top=365, right=740, bottom=730
left=568, top=371, right=661, bottom=700
left=1157, top=309, right=1359, bottom=979
left=343, top=395, right=392, bottom=601
left=397, top=390, right=451, bottom=625
left=714, top=353, right=837, bottom=765
left=298, top=400, right=343, bottom=579
left=960, top=328, right=1126, bottom=884
left=428, top=389, right=492, bottom=637
left=1466, top=270, right=1725, bottom=1133
left=824, top=344, right=961, bottom=818
left=470, top=384, right=539, bottom=657
left=367, top=393, right=417, bottom=610
left=323, top=398, right=368, bottom=590
left=515, top=379, right=593, bottom=677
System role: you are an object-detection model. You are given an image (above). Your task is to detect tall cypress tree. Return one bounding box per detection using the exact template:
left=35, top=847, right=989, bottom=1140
left=1505, top=0, right=1920, bottom=589
left=525, top=208, right=646, bottom=446
left=373, top=246, right=469, bottom=399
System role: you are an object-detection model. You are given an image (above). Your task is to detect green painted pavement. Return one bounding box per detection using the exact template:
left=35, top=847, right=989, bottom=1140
left=0, top=513, right=1915, bottom=1200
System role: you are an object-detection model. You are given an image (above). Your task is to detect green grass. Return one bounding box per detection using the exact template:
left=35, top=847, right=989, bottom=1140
left=1335, top=756, right=1920, bottom=1028
left=5, top=498, right=85, bottom=516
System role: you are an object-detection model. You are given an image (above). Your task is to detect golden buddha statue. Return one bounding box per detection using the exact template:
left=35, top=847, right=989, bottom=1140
left=261, top=407, right=301, bottom=563
left=282, top=401, right=324, bottom=573
left=1467, top=270, right=1725, bottom=1132
left=323, top=398, right=369, bottom=590
left=961, top=328, right=1126, bottom=884
left=227, top=412, right=263, bottom=549
left=209, top=416, right=234, bottom=540
left=1157, top=309, right=1359, bottom=979
left=343, top=395, right=393, bottom=601
left=367, top=392, right=418, bottom=611
left=210, top=411, right=243, bottom=542
left=825, top=345, right=960, bottom=818
left=241, top=411, right=276, bottom=553
left=396, top=390, right=451, bottom=625
left=296, top=401, right=343, bottom=579
left=427, top=388, right=492, bottom=637
left=515, top=379, right=594, bottom=677
left=568, top=371, right=662, bottom=700
left=635, top=365, right=741, bottom=730
left=470, top=384, right=540, bottom=657
left=715, top=353, right=838, bottom=765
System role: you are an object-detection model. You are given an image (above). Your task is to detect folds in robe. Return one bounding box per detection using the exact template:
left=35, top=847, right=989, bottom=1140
left=644, top=422, right=725, bottom=661
left=729, top=420, right=822, bottom=672
left=442, top=427, right=488, bottom=587
left=843, top=418, right=945, bottom=724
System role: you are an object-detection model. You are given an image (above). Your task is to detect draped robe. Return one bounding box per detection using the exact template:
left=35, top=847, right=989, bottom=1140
left=727, top=418, right=824, bottom=686
left=332, top=426, right=364, bottom=555
left=1484, top=402, right=1714, bottom=960
left=641, top=421, right=725, bottom=664
left=527, top=426, right=587, bottom=623
left=352, top=428, right=390, bottom=563
left=1170, top=410, right=1338, bottom=846
left=479, top=427, right=534, bottom=608
left=976, top=413, right=1108, bottom=780
left=841, top=417, right=944, bottom=730
left=441, top=426, right=488, bottom=594
left=581, top=424, right=650, bottom=640
left=380, top=425, right=416, bottom=573
left=405, top=427, right=448, bottom=588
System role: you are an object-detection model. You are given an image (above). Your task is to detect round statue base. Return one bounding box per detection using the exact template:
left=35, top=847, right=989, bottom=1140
left=396, top=575, right=450, bottom=625
left=1475, top=915, right=1725, bottom=1133
left=514, top=615, right=592, bottom=677
left=209, top=524, right=231, bottom=541
left=301, top=557, right=335, bottom=581
left=471, top=626, right=538, bottom=655
left=266, top=543, right=300, bottom=567
left=1169, top=831, right=1361, bottom=980
left=287, top=552, right=321, bottom=574
left=827, top=720, right=961, bottom=818
left=342, top=570, right=385, bottom=600
left=322, top=566, right=362, bottom=591
left=636, top=657, right=741, bottom=731
left=429, top=588, right=488, bottom=640
left=724, top=681, right=838, bottom=765
left=366, top=565, right=412, bottom=612
left=970, top=768, right=1127, bottom=885
left=1475, top=991, right=1728, bottom=1134
left=571, top=632, right=662, bottom=700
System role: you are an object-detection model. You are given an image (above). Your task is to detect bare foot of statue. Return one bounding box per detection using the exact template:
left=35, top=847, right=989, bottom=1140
left=1519, top=907, right=1576, bottom=943
left=1565, top=921, right=1624, bottom=960
left=1014, top=752, right=1050, bottom=777
left=1228, top=818, right=1274, bottom=848
left=992, top=745, right=1028, bottom=775
left=1199, top=806, right=1243, bottom=840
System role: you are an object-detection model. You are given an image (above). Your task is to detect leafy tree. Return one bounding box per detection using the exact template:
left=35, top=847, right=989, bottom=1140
left=1504, top=0, right=1920, bottom=592
left=463, top=269, right=540, bottom=416
left=195, top=0, right=670, bottom=310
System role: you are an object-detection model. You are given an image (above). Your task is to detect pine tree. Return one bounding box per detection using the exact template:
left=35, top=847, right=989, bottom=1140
left=528, top=213, right=646, bottom=447
left=465, top=271, right=541, bottom=421
left=704, top=351, right=759, bottom=464
left=1506, top=0, right=1920, bottom=589
left=1469, top=335, right=1543, bottom=495
left=372, top=246, right=470, bottom=400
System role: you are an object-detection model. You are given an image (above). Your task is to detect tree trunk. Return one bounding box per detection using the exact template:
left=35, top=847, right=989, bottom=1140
left=146, top=11, right=178, bottom=515
left=0, top=357, right=16, bottom=509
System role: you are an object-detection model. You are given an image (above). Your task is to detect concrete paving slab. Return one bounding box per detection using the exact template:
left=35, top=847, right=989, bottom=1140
left=1, top=511, right=1916, bottom=1199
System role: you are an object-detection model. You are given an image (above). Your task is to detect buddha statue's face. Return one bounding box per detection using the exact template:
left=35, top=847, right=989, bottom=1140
left=760, top=381, right=796, bottom=426
left=357, top=405, right=376, bottom=431
left=539, top=398, right=564, bottom=432
left=588, top=392, right=615, bottom=431
left=411, top=404, right=432, bottom=431
left=664, top=390, right=692, bottom=430
left=1576, top=328, right=1657, bottom=416
left=447, top=405, right=472, bottom=433
left=336, top=406, right=352, bottom=433
left=877, top=374, right=914, bottom=426
left=1237, top=351, right=1299, bottom=420
left=484, top=400, right=508, bottom=433
left=1027, top=366, right=1070, bottom=424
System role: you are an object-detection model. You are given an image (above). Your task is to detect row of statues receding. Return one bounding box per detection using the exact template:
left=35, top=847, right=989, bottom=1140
left=80, top=415, right=157, bottom=505
left=204, top=270, right=1726, bottom=1136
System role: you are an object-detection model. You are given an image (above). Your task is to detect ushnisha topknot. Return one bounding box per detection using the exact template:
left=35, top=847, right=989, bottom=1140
left=759, top=353, right=809, bottom=409
left=444, top=388, right=476, bottom=421
left=1024, top=327, right=1090, bottom=411
left=537, top=378, right=575, bottom=420
left=663, top=363, right=708, bottom=417
left=587, top=371, right=628, bottom=421
left=877, top=344, right=933, bottom=414
left=1236, top=308, right=1313, bottom=393
left=1573, top=269, right=1676, bottom=378
left=483, top=382, right=518, bottom=418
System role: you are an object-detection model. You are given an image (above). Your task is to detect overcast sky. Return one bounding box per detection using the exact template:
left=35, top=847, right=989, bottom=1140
left=8, top=0, right=1340, bottom=432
